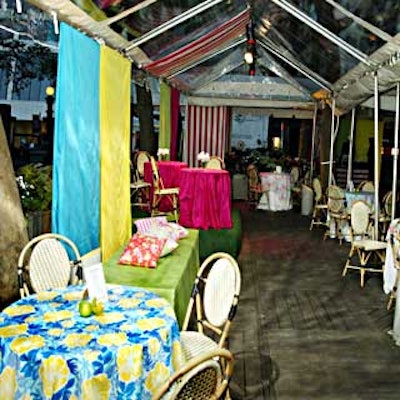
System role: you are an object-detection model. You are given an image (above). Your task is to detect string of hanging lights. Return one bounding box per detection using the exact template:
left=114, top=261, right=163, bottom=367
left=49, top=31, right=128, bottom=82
left=244, top=18, right=256, bottom=76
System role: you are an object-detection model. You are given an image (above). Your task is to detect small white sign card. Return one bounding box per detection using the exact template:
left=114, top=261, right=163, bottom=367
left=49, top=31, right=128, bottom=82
left=83, top=262, right=108, bottom=302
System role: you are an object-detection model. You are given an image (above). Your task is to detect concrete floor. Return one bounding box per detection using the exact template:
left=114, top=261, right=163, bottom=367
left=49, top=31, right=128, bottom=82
left=228, top=203, right=400, bottom=400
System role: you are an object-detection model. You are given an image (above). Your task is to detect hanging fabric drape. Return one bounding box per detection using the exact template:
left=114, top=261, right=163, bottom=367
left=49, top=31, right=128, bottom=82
left=53, top=24, right=131, bottom=261
left=159, top=81, right=171, bottom=150
left=183, top=105, right=228, bottom=167
left=170, top=87, right=180, bottom=160
left=52, top=23, right=100, bottom=255
left=99, top=46, right=132, bottom=262
left=143, top=9, right=250, bottom=78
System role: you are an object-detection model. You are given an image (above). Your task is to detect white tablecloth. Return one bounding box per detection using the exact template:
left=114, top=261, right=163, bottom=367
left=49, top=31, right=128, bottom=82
left=257, top=172, right=292, bottom=212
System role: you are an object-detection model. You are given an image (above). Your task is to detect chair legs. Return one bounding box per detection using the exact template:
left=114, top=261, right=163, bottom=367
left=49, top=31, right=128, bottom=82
left=151, top=193, right=179, bottom=223
left=342, top=246, right=385, bottom=287
left=310, top=206, right=327, bottom=231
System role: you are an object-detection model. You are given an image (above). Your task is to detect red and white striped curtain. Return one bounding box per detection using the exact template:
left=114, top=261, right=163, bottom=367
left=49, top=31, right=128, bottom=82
left=183, top=105, right=230, bottom=167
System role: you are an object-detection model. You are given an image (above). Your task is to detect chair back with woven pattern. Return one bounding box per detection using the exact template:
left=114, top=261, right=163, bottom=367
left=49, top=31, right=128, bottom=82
left=18, top=233, right=82, bottom=298
left=382, top=191, right=393, bottom=217
left=134, top=150, right=150, bottom=181
left=350, top=200, right=371, bottom=238
left=182, top=252, right=241, bottom=349
left=312, top=177, right=324, bottom=203
left=206, top=156, right=225, bottom=170
left=327, top=185, right=345, bottom=214
left=290, top=166, right=300, bottom=186
left=152, top=348, right=234, bottom=400
left=358, top=180, right=374, bottom=192
left=247, top=164, right=260, bottom=188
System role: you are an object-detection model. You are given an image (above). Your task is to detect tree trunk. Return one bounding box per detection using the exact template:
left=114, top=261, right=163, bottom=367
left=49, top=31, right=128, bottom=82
left=0, top=116, right=28, bottom=309
left=135, top=83, right=157, bottom=155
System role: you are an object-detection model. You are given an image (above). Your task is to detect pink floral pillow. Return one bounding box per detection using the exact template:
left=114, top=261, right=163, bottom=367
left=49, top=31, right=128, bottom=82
left=118, top=233, right=166, bottom=268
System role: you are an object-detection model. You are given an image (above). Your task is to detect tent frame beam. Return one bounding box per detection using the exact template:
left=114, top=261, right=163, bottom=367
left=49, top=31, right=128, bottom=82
left=125, top=0, right=228, bottom=53
left=258, top=37, right=332, bottom=92
left=270, top=0, right=369, bottom=64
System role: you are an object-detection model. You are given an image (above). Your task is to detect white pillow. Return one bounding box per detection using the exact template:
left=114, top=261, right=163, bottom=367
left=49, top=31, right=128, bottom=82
left=160, top=222, right=189, bottom=240
left=134, top=216, right=167, bottom=233
left=160, top=238, right=179, bottom=257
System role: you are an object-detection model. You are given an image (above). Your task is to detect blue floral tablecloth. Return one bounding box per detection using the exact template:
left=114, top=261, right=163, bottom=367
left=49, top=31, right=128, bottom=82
left=0, top=285, right=184, bottom=399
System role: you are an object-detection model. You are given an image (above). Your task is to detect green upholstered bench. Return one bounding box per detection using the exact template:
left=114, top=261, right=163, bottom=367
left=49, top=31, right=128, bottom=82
left=199, top=208, right=242, bottom=261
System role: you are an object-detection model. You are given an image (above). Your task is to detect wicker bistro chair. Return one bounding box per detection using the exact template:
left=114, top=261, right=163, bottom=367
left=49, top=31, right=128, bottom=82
left=246, top=164, right=263, bottom=206
left=17, top=233, right=82, bottom=298
left=323, top=185, right=348, bottom=244
left=131, top=151, right=151, bottom=209
left=309, top=177, right=328, bottom=230
left=205, top=156, right=225, bottom=170
left=358, top=180, right=375, bottom=192
left=180, top=252, right=241, bottom=362
left=378, top=191, right=393, bottom=240
left=152, top=348, right=234, bottom=400
left=150, top=156, right=180, bottom=222
left=342, top=200, right=386, bottom=287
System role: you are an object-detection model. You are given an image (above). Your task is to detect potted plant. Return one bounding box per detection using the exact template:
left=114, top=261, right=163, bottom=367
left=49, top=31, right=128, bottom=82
left=16, top=163, right=52, bottom=238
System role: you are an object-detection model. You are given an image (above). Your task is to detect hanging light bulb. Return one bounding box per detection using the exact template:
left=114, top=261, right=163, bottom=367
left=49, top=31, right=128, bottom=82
left=15, top=0, right=22, bottom=13
left=244, top=50, right=254, bottom=64
left=52, top=11, right=59, bottom=35
left=245, top=19, right=257, bottom=75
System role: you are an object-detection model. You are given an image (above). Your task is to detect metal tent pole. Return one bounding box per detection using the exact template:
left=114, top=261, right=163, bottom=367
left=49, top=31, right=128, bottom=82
left=328, top=98, right=336, bottom=186
left=373, top=73, right=380, bottom=240
left=310, top=103, right=318, bottom=183
left=346, top=108, right=355, bottom=189
left=392, top=82, right=400, bottom=220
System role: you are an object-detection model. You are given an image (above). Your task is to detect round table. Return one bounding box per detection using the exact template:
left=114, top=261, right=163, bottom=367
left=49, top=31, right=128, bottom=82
left=257, top=172, right=292, bottom=211
left=0, top=285, right=184, bottom=399
left=178, top=167, right=233, bottom=230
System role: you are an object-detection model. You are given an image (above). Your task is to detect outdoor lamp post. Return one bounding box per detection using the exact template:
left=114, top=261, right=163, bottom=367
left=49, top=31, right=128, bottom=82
left=45, top=86, right=55, bottom=164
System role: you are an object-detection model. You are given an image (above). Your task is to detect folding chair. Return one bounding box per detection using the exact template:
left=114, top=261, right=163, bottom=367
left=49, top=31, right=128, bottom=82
left=150, top=156, right=180, bottom=222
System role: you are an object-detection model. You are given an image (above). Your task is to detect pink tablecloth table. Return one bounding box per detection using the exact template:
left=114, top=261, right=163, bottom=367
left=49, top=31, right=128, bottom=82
left=179, top=168, right=233, bottom=230
left=258, top=172, right=292, bottom=211
left=144, top=160, right=188, bottom=211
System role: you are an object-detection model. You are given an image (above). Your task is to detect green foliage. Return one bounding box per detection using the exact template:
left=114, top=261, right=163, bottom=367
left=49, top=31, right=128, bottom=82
left=0, top=41, right=57, bottom=94
left=16, top=164, right=52, bottom=214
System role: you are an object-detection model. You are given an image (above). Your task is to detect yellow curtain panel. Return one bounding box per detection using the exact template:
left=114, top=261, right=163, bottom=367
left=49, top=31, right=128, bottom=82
left=100, top=46, right=132, bottom=261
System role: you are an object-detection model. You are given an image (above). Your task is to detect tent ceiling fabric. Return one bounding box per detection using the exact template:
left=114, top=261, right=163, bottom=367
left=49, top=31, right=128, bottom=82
left=25, top=0, right=400, bottom=115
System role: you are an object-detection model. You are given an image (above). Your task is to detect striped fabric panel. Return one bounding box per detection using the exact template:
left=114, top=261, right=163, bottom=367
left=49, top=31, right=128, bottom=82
left=183, top=105, right=228, bottom=167
left=143, top=9, right=250, bottom=77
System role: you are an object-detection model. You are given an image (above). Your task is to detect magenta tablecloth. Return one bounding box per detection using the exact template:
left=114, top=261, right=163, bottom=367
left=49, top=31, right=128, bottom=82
left=144, top=161, right=188, bottom=211
left=179, top=168, right=233, bottom=230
